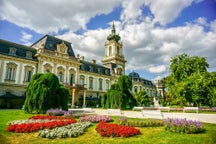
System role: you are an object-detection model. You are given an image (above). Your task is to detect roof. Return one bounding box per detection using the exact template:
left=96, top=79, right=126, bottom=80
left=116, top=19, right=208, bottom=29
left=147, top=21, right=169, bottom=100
left=31, top=35, right=75, bottom=57
left=80, top=61, right=111, bottom=76
left=0, top=39, right=37, bottom=61
left=129, top=71, right=140, bottom=79
left=140, top=78, right=154, bottom=86
left=128, top=71, right=154, bottom=86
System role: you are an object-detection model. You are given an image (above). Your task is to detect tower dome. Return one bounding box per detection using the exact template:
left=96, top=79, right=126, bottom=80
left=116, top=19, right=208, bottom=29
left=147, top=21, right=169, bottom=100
left=107, top=22, right=121, bottom=42
left=128, top=71, right=140, bottom=81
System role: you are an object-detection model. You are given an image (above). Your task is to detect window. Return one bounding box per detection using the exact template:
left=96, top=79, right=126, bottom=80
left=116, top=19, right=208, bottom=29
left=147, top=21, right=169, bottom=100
left=98, top=68, right=102, bottom=73
left=57, top=66, right=65, bottom=82
left=134, top=86, right=138, bottom=93
left=24, top=66, right=34, bottom=82
left=5, top=62, right=17, bottom=81
left=25, top=71, right=32, bottom=82
left=109, top=46, right=112, bottom=56
left=99, top=78, right=103, bottom=90
left=44, top=63, right=53, bottom=73
left=26, top=51, right=33, bottom=59
left=106, top=80, right=109, bottom=90
left=70, top=74, right=74, bottom=86
left=69, top=68, right=76, bottom=86
left=7, top=68, right=14, bottom=80
left=89, top=77, right=93, bottom=89
left=80, top=75, right=85, bottom=85
left=117, top=68, right=122, bottom=75
left=58, top=72, right=64, bottom=82
left=89, top=66, right=93, bottom=72
left=117, top=46, right=120, bottom=55
left=9, top=47, right=17, bottom=56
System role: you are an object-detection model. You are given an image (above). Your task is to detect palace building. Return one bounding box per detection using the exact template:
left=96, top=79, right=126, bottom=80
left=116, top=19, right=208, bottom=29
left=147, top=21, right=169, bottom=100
left=0, top=24, right=163, bottom=109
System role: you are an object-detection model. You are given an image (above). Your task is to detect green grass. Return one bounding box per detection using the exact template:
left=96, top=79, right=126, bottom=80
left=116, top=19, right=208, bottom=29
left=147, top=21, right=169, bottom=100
left=0, top=110, right=216, bottom=144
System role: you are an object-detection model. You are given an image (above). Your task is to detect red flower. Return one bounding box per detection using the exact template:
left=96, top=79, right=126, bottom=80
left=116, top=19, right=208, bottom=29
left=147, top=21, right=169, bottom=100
left=7, top=118, right=76, bottom=133
left=96, top=121, right=140, bottom=138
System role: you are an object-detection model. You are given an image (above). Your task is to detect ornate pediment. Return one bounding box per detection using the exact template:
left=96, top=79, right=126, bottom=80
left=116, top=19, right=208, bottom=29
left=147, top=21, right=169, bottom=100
left=57, top=41, right=68, bottom=54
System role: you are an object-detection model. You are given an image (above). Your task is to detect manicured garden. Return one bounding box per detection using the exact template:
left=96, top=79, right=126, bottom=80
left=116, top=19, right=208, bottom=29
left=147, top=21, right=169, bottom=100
left=0, top=110, right=216, bottom=144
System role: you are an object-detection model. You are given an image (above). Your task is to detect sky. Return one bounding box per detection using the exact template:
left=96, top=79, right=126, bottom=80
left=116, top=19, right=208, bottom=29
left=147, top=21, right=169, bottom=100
left=0, top=0, right=216, bottom=81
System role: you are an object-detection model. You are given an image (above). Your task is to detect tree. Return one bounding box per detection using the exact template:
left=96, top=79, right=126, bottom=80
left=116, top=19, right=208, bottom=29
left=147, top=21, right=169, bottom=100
left=24, top=73, right=69, bottom=114
left=201, top=72, right=216, bottom=106
left=164, top=53, right=213, bottom=106
left=134, top=90, right=150, bottom=106
left=101, top=75, right=136, bottom=109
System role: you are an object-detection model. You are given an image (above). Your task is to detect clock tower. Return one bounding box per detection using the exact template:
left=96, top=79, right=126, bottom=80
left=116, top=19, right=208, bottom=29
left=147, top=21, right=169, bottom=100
left=102, top=23, right=126, bottom=76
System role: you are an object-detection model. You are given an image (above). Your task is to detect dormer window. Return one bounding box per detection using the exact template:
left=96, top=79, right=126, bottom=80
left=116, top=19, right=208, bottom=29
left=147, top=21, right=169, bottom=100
left=26, top=51, right=32, bottom=59
left=98, top=68, right=102, bottom=73
left=105, top=69, right=110, bottom=75
left=89, top=66, right=93, bottom=72
left=9, top=47, right=17, bottom=56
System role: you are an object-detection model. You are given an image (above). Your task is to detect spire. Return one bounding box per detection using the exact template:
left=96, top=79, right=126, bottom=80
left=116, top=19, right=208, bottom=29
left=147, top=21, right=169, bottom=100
left=107, top=22, right=120, bottom=42
left=111, top=22, right=116, bottom=34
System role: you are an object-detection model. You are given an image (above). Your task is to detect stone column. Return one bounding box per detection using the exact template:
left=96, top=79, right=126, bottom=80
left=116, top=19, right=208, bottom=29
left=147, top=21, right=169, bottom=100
left=65, top=65, right=69, bottom=83
left=53, top=63, right=57, bottom=74
left=83, top=90, right=87, bottom=107
left=0, top=59, right=5, bottom=82
left=71, top=89, right=76, bottom=108
left=37, top=59, right=43, bottom=73
left=17, top=63, right=23, bottom=84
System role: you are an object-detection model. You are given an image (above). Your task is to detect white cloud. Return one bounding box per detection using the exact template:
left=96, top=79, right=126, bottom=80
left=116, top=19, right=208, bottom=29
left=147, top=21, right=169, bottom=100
left=149, top=65, right=166, bottom=73
left=145, top=0, right=193, bottom=25
left=20, top=31, right=32, bottom=45
left=120, top=0, right=145, bottom=23
left=0, top=0, right=120, bottom=33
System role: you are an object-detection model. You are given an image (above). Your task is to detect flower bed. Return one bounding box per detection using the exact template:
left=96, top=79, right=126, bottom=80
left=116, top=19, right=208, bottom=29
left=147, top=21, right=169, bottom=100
left=46, top=109, right=73, bottom=116
left=39, top=122, right=91, bottom=139
left=164, top=118, right=205, bottom=134
left=116, top=116, right=164, bottom=127
left=7, top=115, right=76, bottom=133
left=96, top=121, right=141, bottom=137
left=79, top=115, right=112, bottom=123
left=29, top=115, right=60, bottom=120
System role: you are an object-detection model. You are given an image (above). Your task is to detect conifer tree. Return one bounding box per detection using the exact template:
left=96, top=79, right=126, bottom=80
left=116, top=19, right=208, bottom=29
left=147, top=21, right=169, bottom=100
left=101, top=75, right=136, bottom=109
left=24, top=73, right=69, bottom=114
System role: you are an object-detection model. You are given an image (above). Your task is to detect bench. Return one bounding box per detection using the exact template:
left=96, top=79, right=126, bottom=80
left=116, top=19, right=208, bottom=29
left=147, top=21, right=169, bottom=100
left=132, top=107, right=143, bottom=111
left=82, top=108, right=95, bottom=114
left=158, top=107, right=170, bottom=112
left=183, top=107, right=198, bottom=113
left=107, top=109, right=124, bottom=116
left=142, top=110, right=164, bottom=119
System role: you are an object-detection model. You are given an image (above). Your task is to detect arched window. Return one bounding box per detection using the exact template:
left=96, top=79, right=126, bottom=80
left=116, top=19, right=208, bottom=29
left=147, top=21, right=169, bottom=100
left=58, top=72, right=63, bottom=82
left=5, top=62, right=17, bottom=81
left=106, top=80, right=109, bottom=90
left=99, top=78, right=103, bottom=90
left=70, top=74, right=74, bottom=86
left=109, top=46, right=112, bottom=56
left=24, top=66, right=34, bottom=82
left=44, top=63, right=53, bottom=73
left=134, top=86, right=138, bottom=93
left=89, top=77, right=93, bottom=89
left=57, top=66, right=65, bottom=82
left=80, top=75, right=85, bottom=85
left=69, top=68, right=76, bottom=86
left=117, top=46, right=120, bottom=55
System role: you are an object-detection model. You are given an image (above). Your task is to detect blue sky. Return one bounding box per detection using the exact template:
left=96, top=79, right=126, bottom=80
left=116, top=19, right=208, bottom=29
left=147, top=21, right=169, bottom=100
left=0, top=0, right=216, bottom=81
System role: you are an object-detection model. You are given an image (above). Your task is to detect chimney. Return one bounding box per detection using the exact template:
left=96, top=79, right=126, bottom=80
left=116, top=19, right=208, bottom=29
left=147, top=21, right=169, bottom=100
left=92, top=59, right=96, bottom=64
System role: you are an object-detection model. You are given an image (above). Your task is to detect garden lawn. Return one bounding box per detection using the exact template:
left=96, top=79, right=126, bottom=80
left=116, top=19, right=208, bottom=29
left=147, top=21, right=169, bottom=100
left=0, top=110, right=216, bottom=144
